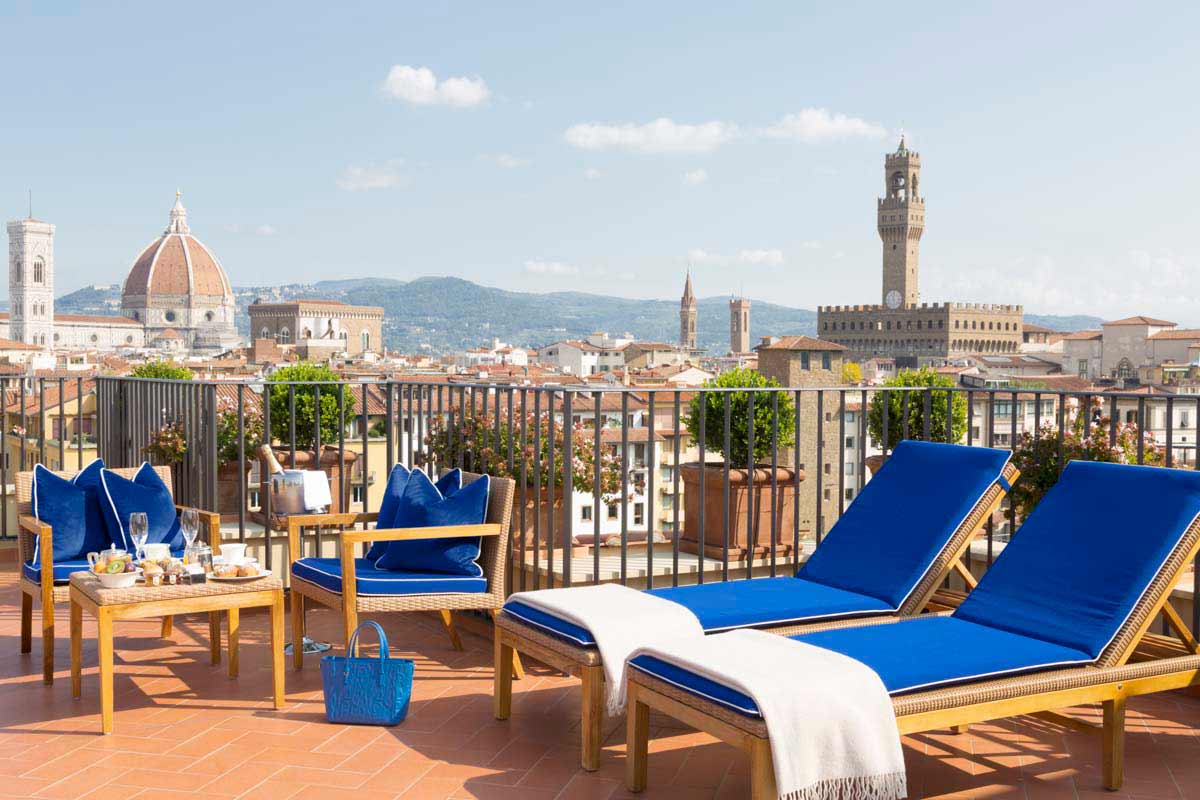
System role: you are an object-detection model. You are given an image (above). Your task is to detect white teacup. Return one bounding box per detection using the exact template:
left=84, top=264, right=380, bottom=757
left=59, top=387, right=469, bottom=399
left=143, top=543, right=171, bottom=561
left=220, top=543, right=248, bottom=564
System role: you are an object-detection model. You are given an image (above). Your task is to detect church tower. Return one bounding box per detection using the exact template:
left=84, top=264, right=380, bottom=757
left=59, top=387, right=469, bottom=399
left=679, top=270, right=697, bottom=349
left=729, top=294, right=750, bottom=354
left=7, top=215, right=55, bottom=347
left=877, top=135, right=924, bottom=309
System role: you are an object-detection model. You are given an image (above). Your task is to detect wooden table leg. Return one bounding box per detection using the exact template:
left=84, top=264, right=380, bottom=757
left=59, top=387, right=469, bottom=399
left=70, top=599, right=82, bottom=699
left=97, top=608, right=114, bottom=735
left=290, top=590, right=304, bottom=670
left=208, top=611, right=220, bottom=665
left=227, top=608, right=240, bottom=679
left=270, top=592, right=285, bottom=709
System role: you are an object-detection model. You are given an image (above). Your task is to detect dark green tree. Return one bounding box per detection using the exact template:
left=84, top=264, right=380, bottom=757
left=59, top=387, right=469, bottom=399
left=684, top=367, right=796, bottom=466
left=265, top=363, right=357, bottom=447
left=867, top=367, right=968, bottom=451
left=130, top=361, right=192, bottom=380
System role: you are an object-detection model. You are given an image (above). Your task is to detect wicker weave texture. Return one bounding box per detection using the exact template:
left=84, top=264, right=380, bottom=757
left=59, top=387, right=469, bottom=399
left=71, top=571, right=282, bottom=606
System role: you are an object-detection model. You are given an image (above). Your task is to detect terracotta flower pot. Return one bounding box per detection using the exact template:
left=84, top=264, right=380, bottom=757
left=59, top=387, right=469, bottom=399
left=679, top=463, right=802, bottom=561
left=216, top=461, right=251, bottom=521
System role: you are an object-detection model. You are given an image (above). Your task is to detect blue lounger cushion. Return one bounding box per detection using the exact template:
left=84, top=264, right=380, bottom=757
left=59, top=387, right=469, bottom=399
left=22, top=558, right=93, bottom=585
left=797, top=440, right=1012, bottom=609
left=504, top=577, right=895, bottom=646
left=629, top=616, right=1093, bottom=717
left=291, top=557, right=488, bottom=596
left=955, top=461, right=1200, bottom=659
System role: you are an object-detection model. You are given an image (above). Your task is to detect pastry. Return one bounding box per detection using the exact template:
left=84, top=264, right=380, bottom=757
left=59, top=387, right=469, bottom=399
left=237, top=564, right=258, bottom=577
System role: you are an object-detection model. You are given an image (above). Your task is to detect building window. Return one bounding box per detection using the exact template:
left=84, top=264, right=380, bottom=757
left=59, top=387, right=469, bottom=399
left=822, top=352, right=831, bottom=370
left=845, top=463, right=855, bottom=476
left=260, top=327, right=270, bottom=338
left=607, top=505, right=618, bottom=520
left=800, top=351, right=810, bottom=370
left=33, top=258, right=44, bottom=284
left=352, top=485, right=365, bottom=504
left=205, top=310, right=214, bottom=322
left=361, top=331, right=371, bottom=351
left=581, top=505, right=593, bottom=522
left=132, top=311, right=140, bottom=321
left=165, top=310, right=177, bottom=322
left=279, top=327, right=291, bottom=344
left=1077, top=359, right=1088, bottom=377
left=126, top=335, right=133, bottom=344
left=634, top=503, right=645, bottom=526
left=1116, top=359, right=1134, bottom=381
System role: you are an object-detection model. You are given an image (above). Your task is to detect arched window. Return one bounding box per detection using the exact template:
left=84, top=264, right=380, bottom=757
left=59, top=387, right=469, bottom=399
left=205, top=310, right=214, bottom=322
left=360, top=330, right=371, bottom=351
left=1116, top=358, right=1134, bottom=380
left=279, top=327, right=290, bottom=344
left=33, top=258, right=44, bottom=284
left=260, top=327, right=269, bottom=339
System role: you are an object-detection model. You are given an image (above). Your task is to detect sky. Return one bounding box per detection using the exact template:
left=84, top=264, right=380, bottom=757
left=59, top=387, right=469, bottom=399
left=1, top=1, right=1199, bottom=323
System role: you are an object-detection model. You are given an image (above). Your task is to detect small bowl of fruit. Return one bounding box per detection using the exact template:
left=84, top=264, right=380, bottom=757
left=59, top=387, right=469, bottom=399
left=89, top=549, right=138, bottom=588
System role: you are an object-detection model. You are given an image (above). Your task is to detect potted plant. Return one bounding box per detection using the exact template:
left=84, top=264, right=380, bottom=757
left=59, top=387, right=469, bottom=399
left=423, top=407, right=624, bottom=556
left=865, top=367, right=967, bottom=475
left=214, top=400, right=265, bottom=520
left=143, top=421, right=187, bottom=465
left=680, top=368, right=798, bottom=560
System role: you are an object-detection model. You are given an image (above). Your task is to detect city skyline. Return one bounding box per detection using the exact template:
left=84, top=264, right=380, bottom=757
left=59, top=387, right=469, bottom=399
left=1, top=2, right=1198, bottom=323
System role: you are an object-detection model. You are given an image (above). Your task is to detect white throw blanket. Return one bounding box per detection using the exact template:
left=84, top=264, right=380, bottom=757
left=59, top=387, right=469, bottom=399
left=629, top=628, right=905, bottom=800
left=507, top=583, right=704, bottom=714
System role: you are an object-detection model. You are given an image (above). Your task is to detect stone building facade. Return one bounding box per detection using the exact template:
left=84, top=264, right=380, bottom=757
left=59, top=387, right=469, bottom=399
left=818, top=137, right=1023, bottom=366
left=755, top=335, right=849, bottom=539
left=248, top=299, right=384, bottom=356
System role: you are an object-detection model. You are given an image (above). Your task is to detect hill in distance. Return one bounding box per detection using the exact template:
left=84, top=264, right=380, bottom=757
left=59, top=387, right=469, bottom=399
left=52, top=276, right=1104, bottom=355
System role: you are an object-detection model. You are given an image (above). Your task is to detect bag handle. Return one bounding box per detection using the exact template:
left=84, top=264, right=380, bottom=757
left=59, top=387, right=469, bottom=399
left=345, top=620, right=390, bottom=661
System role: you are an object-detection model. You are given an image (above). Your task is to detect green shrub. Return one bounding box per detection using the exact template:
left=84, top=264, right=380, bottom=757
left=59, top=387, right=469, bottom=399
left=684, top=368, right=795, bottom=465
left=265, top=363, right=357, bottom=447
left=130, top=361, right=192, bottom=380
left=867, top=367, right=967, bottom=450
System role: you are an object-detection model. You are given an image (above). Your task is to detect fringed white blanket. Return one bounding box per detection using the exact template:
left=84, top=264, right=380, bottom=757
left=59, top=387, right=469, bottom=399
left=629, top=628, right=905, bottom=800
left=507, top=583, right=703, bottom=714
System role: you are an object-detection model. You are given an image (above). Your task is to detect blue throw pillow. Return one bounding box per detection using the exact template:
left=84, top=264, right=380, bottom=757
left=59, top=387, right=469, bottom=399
left=31, top=459, right=109, bottom=563
left=99, top=463, right=184, bottom=552
left=366, top=468, right=463, bottom=561
left=375, top=471, right=489, bottom=576
left=366, top=464, right=411, bottom=562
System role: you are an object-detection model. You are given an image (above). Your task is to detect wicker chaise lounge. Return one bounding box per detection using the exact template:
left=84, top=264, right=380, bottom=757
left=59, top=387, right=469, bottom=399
left=625, top=461, right=1200, bottom=798
left=494, top=441, right=1019, bottom=770
left=17, top=464, right=221, bottom=685
left=287, top=471, right=520, bottom=668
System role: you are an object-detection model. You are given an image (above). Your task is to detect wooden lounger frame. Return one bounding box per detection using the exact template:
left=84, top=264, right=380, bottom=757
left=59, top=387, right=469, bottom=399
left=494, top=463, right=1019, bottom=770
left=625, top=515, right=1200, bottom=798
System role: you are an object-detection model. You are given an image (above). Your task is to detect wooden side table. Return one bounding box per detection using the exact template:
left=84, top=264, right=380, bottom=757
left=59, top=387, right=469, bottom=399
left=69, top=572, right=285, bottom=734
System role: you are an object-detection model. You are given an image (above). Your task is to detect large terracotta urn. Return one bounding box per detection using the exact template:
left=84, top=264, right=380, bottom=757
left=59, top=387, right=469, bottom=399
left=679, top=463, right=803, bottom=561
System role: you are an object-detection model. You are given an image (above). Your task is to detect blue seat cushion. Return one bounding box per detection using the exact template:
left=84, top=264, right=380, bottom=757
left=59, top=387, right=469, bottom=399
left=503, top=576, right=894, bottom=646
left=628, top=616, right=1093, bottom=717
left=22, top=559, right=92, bottom=584
left=99, top=463, right=184, bottom=552
left=374, top=471, right=488, bottom=576
left=955, top=461, right=1200, bottom=659
left=291, top=557, right=488, bottom=596
left=366, top=468, right=462, bottom=562
left=798, top=441, right=1012, bottom=609
left=31, top=459, right=111, bottom=563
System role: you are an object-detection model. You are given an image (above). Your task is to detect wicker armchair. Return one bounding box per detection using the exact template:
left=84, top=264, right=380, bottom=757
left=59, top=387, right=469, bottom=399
left=287, top=471, right=522, bottom=675
left=16, top=465, right=222, bottom=685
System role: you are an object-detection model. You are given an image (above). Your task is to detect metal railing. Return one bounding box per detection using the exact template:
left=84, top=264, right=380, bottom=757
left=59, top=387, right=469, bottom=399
left=4, top=375, right=1199, bottom=632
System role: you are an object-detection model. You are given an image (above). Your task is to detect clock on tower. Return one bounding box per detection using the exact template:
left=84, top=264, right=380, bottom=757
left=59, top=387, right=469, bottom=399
left=885, top=290, right=901, bottom=310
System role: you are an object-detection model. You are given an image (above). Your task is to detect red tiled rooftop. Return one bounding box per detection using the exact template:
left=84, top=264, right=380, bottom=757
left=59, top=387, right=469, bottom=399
left=3, top=568, right=1200, bottom=799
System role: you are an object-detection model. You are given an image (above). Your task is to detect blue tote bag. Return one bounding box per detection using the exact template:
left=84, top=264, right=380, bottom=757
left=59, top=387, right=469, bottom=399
left=321, top=621, right=414, bottom=726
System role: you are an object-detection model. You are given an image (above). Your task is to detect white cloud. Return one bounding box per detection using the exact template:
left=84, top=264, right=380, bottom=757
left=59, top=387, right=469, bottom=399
left=255, top=224, right=277, bottom=236
left=583, top=167, right=603, bottom=180
left=800, top=240, right=821, bottom=249
left=381, top=65, right=490, bottom=108
left=762, top=108, right=887, bottom=142
left=337, top=160, right=405, bottom=191
left=738, top=249, right=785, bottom=267
left=688, top=248, right=784, bottom=267
left=524, top=259, right=580, bottom=276
left=683, top=169, right=709, bottom=186
left=564, top=118, right=738, bottom=154
left=482, top=153, right=530, bottom=169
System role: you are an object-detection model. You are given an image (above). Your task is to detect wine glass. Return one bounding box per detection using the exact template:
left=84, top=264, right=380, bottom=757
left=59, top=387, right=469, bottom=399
left=181, top=508, right=199, bottom=550
left=129, top=512, right=149, bottom=563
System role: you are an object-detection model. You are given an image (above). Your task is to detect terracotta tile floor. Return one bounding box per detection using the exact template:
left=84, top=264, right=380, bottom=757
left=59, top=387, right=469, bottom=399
left=3, top=570, right=1200, bottom=800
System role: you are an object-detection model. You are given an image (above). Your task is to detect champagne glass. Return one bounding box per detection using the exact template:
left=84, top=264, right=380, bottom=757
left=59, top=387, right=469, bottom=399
left=130, top=512, right=149, bottom=563
left=181, top=508, right=199, bottom=550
